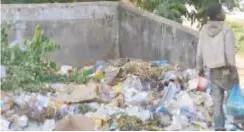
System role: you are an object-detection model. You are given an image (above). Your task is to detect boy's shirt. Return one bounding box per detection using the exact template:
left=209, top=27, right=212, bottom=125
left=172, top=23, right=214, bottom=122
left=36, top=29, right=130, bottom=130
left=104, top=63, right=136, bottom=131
left=196, top=21, right=236, bottom=70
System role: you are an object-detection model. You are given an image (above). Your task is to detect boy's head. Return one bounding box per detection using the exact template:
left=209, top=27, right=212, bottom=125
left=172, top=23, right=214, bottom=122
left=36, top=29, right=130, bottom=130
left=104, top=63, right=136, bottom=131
left=207, top=3, right=225, bottom=21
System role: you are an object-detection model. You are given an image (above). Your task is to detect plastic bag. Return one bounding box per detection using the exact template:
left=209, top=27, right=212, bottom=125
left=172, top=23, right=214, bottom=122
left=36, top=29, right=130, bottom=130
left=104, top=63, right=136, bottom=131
left=123, top=74, right=143, bottom=91
left=188, top=77, right=209, bottom=91
left=162, top=82, right=178, bottom=102
left=177, top=91, right=196, bottom=115
left=225, top=84, right=244, bottom=117
left=0, top=116, right=10, bottom=131
left=126, top=107, right=151, bottom=122
left=58, top=65, right=72, bottom=75
left=42, top=119, right=56, bottom=131
left=0, top=65, right=7, bottom=79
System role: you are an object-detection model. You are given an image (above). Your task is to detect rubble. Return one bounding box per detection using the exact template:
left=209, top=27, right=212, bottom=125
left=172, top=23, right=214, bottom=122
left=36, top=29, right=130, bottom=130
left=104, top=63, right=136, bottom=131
left=1, top=58, right=243, bottom=131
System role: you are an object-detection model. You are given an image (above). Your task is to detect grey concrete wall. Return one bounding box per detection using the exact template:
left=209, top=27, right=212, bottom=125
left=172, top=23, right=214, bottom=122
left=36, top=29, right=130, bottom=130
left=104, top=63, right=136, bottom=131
left=1, top=1, right=199, bottom=68
left=118, top=2, right=199, bottom=68
left=1, top=2, right=119, bottom=67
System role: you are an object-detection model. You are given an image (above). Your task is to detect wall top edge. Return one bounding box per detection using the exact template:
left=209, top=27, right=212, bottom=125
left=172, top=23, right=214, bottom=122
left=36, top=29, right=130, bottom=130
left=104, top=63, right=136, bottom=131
left=1, top=1, right=119, bottom=8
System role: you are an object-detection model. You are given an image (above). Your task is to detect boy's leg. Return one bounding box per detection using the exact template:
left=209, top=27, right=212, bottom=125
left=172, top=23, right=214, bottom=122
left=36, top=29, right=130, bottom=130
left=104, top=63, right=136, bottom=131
left=212, top=82, right=225, bottom=130
left=210, top=67, right=235, bottom=130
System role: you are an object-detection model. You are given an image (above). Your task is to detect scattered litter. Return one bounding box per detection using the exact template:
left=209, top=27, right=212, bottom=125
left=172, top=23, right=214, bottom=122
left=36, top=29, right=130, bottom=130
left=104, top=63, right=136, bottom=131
left=0, top=59, right=224, bottom=130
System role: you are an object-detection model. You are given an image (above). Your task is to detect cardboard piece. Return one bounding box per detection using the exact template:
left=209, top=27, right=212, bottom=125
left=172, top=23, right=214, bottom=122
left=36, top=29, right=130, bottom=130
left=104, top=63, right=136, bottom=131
left=55, top=82, right=99, bottom=103
left=54, top=115, right=95, bottom=131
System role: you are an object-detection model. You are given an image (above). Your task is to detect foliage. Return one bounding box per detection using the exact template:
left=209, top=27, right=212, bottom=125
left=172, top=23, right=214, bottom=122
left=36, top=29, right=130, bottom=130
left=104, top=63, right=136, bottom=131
left=1, top=25, right=60, bottom=92
left=227, top=21, right=244, bottom=54
left=1, top=25, right=100, bottom=92
left=1, top=0, right=118, bottom=4
left=78, top=103, right=95, bottom=114
left=130, top=0, right=241, bottom=27
left=116, top=115, right=142, bottom=131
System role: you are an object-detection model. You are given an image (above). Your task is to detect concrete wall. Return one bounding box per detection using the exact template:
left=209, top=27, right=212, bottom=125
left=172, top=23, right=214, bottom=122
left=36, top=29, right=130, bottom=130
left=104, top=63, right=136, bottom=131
left=1, top=1, right=199, bottom=68
left=118, top=2, right=199, bottom=68
left=1, top=2, right=119, bottom=67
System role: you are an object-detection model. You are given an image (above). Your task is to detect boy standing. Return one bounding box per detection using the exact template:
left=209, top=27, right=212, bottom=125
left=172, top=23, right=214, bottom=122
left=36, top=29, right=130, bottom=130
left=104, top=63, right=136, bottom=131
left=196, top=3, right=239, bottom=131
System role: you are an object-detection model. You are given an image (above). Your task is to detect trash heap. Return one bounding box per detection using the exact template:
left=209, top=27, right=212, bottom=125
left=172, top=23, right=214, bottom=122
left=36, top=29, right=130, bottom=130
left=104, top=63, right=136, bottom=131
left=0, top=59, right=242, bottom=131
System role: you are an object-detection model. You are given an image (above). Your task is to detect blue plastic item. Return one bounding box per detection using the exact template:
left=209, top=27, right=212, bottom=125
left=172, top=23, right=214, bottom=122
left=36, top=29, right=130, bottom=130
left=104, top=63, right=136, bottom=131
left=151, top=59, right=169, bottom=67
left=0, top=100, right=4, bottom=108
left=162, top=82, right=178, bottom=102
left=225, top=84, right=244, bottom=117
left=180, top=106, right=197, bottom=120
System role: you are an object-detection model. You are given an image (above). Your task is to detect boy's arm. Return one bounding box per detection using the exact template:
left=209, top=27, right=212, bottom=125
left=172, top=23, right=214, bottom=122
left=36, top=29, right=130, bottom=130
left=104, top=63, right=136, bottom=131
left=196, top=32, right=204, bottom=76
left=225, top=27, right=239, bottom=83
left=225, top=28, right=236, bottom=66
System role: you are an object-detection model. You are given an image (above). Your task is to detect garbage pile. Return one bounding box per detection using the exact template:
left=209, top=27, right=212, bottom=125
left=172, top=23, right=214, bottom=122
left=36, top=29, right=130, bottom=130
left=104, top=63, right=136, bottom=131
left=0, top=59, right=242, bottom=131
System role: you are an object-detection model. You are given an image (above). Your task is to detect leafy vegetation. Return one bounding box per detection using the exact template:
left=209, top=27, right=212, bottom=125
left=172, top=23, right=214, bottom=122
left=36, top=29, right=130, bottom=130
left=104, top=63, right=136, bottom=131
left=1, top=0, right=118, bottom=4
left=227, top=21, right=244, bottom=55
left=129, top=0, right=242, bottom=27
left=1, top=25, right=60, bottom=92
left=78, top=103, right=95, bottom=114
left=1, top=25, right=95, bottom=92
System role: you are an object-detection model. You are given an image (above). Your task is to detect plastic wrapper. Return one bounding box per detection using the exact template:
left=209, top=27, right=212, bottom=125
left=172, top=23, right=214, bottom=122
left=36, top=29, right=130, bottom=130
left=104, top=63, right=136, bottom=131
left=58, top=65, right=72, bottom=75
left=188, top=77, right=209, bottom=91
left=10, top=115, right=29, bottom=130
left=183, top=69, right=198, bottom=81
left=0, top=65, right=7, bottom=79
left=1, top=116, right=10, bottom=131
left=125, top=107, right=151, bottom=122
left=42, top=119, right=56, bottom=131
left=162, top=82, right=179, bottom=102
left=123, top=74, right=143, bottom=91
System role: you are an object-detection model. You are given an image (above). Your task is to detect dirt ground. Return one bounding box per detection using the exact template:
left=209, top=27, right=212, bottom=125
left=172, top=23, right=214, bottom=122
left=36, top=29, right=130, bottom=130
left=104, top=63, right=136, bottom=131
left=236, top=55, right=244, bottom=93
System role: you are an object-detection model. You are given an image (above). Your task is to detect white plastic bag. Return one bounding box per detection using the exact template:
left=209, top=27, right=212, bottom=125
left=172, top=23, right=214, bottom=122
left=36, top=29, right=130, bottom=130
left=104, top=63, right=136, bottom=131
left=0, top=116, right=10, bottom=131
left=35, top=95, right=50, bottom=111
left=0, top=65, right=7, bottom=79
left=19, top=115, right=28, bottom=128
left=58, top=65, right=72, bottom=75
left=42, top=119, right=56, bottom=131
left=123, top=75, right=143, bottom=91
left=177, top=91, right=195, bottom=112
left=128, top=92, right=148, bottom=105
left=183, top=69, right=198, bottom=80
left=172, top=110, right=189, bottom=126
left=162, top=82, right=179, bottom=102
left=126, top=107, right=151, bottom=122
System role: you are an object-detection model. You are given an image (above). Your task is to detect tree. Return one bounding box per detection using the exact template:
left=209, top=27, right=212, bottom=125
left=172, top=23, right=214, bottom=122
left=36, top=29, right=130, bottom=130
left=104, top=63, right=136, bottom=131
left=1, top=0, right=118, bottom=4
left=129, top=0, right=242, bottom=27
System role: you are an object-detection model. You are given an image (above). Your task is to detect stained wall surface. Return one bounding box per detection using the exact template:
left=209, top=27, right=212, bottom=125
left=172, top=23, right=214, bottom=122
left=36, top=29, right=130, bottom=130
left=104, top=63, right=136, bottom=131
left=1, top=2, right=119, bottom=67
left=118, top=2, right=199, bottom=68
left=1, top=1, right=199, bottom=68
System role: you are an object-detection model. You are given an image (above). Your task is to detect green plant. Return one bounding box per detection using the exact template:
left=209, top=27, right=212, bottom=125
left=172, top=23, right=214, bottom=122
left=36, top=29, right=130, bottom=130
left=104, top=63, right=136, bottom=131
left=226, top=21, right=244, bottom=54
left=78, top=103, right=95, bottom=114
left=1, top=25, right=60, bottom=92
left=130, top=0, right=241, bottom=27
left=1, top=0, right=118, bottom=4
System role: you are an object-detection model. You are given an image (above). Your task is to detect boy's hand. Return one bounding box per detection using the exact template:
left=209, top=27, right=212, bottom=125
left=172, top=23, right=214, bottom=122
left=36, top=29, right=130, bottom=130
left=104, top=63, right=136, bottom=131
left=198, top=69, right=205, bottom=77
left=230, top=66, right=239, bottom=84
left=234, top=78, right=239, bottom=84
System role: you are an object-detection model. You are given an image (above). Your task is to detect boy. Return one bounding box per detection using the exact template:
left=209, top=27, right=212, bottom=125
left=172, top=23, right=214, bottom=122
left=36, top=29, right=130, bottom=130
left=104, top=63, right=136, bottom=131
left=196, top=3, right=239, bottom=131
